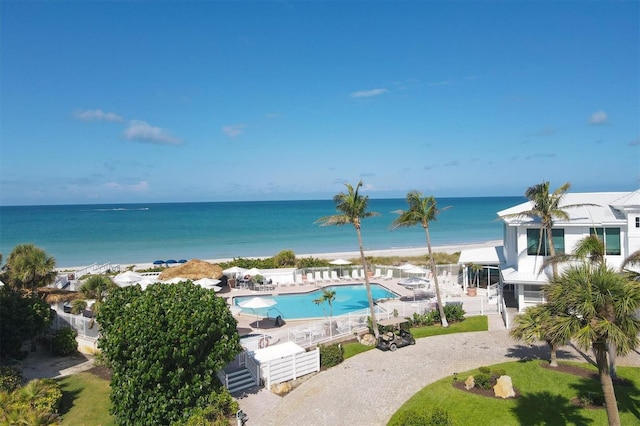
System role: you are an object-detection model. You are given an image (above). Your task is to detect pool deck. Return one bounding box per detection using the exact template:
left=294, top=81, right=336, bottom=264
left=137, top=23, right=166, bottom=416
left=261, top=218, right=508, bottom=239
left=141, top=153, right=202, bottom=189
left=222, top=277, right=478, bottom=335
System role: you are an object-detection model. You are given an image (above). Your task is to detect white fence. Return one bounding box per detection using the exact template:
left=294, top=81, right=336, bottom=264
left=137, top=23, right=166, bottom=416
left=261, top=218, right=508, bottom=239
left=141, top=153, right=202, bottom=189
left=263, top=348, right=320, bottom=388
left=51, top=311, right=99, bottom=340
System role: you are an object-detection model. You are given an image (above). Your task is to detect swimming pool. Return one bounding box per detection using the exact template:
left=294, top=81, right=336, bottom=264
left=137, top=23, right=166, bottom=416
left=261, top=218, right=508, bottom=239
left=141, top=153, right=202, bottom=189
left=234, top=284, right=398, bottom=320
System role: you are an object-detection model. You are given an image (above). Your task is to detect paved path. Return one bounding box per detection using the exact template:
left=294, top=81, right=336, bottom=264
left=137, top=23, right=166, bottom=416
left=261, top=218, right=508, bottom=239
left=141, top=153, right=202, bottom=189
left=238, top=315, right=640, bottom=426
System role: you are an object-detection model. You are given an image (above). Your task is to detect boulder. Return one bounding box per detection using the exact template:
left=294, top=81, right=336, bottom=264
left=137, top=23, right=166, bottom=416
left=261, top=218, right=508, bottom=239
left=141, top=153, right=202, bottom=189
left=271, top=381, right=293, bottom=395
left=493, top=375, right=516, bottom=399
left=360, top=333, right=377, bottom=346
left=464, top=375, right=475, bottom=390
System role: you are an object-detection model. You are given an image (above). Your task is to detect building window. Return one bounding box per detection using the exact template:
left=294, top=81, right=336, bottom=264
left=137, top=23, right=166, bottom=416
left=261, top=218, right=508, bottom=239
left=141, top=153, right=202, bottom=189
left=590, top=228, right=621, bottom=255
left=527, top=228, right=564, bottom=256
left=636, top=217, right=639, bottom=228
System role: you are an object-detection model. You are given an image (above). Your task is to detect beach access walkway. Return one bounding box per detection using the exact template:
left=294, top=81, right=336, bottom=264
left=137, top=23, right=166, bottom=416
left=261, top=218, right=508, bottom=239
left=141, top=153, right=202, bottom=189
left=237, top=313, right=640, bottom=426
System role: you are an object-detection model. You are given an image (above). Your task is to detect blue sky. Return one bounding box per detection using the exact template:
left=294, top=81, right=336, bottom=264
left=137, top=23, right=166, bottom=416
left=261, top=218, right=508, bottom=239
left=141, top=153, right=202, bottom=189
left=1, top=1, right=638, bottom=206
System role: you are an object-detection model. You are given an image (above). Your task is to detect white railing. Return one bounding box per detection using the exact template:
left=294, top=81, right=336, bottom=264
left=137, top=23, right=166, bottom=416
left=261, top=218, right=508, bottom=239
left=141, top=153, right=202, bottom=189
left=263, top=348, right=320, bottom=388
left=75, top=262, right=120, bottom=278
left=501, top=298, right=510, bottom=329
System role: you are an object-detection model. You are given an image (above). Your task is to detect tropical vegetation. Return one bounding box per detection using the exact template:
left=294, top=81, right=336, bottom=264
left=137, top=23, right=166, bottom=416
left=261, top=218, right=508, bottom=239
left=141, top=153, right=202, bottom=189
left=96, top=281, right=242, bottom=425
left=316, top=180, right=381, bottom=338
left=0, top=378, right=63, bottom=425
left=392, top=191, right=451, bottom=327
left=3, top=243, right=57, bottom=293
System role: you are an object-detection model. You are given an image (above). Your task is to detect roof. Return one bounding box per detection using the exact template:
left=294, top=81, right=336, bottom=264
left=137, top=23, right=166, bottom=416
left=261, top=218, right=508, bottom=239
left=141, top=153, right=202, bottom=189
left=497, top=191, right=634, bottom=226
left=458, top=246, right=505, bottom=265
left=378, top=317, right=410, bottom=327
left=500, top=266, right=549, bottom=284
left=253, top=341, right=305, bottom=363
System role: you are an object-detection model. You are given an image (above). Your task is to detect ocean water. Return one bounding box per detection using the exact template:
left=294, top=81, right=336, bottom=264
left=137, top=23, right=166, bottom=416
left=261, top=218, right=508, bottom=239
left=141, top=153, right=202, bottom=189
left=0, top=197, right=524, bottom=267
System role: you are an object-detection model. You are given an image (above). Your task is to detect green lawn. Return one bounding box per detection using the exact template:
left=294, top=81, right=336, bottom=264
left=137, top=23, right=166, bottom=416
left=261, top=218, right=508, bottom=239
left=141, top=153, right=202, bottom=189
left=388, top=361, right=640, bottom=426
left=57, top=372, right=114, bottom=425
left=343, top=315, right=488, bottom=359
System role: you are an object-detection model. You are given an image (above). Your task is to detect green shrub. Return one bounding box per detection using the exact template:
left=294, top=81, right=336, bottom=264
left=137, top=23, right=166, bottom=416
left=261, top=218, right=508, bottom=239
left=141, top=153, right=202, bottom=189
left=433, top=304, right=466, bottom=323
left=320, top=344, right=344, bottom=368
left=0, top=365, right=22, bottom=393
left=410, top=310, right=437, bottom=327
left=51, top=326, right=78, bottom=356
left=71, top=299, right=87, bottom=314
left=389, top=407, right=454, bottom=426
left=178, top=388, right=239, bottom=426
left=474, top=373, right=492, bottom=390
left=478, top=366, right=491, bottom=374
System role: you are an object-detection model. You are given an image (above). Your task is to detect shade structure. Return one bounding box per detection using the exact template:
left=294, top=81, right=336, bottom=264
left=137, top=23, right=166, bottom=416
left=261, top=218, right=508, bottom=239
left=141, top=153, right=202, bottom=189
left=222, top=266, right=247, bottom=276
left=405, top=266, right=428, bottom=275
left=162, top=277, right=187, bottom=284
left=244, top=267, right=263, bottom=277
left=238, top=297, right=277, bottom=328
left=113, top=271, right=144, bottom=287
left=398, top=276, right=431, bottom=302
left=153, top=260, right=165, bottom=265
left=166, top=259, right=178, bottom=265
left=329, top=258, right=351, bottom=266
left=194, top=277, right=222, bottom=291
left=178, top=259, right=188, bottom=264
left=397, top=263, right=418, bottom=278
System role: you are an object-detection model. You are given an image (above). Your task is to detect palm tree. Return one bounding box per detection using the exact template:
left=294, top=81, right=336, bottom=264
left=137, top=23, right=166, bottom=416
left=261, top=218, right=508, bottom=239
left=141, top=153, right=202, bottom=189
left=316, top=181, right=381, bottom=338
left=509, top=304, right=569, bottom=367
left=502, top=181, right=591, bottom=278
left=313, top=289, right=337, bottom=319
left=6, top=244, right=56, bottom=294
left=546, top=263, right=640, bottom=426
left=392, top=191, right=450, bottom=327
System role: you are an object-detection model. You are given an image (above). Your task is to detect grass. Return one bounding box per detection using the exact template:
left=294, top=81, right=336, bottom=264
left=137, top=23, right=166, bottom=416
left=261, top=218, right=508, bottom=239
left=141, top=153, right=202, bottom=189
left=343, top=315, right=488, bottom=359
left=388, top=361, right=640, bottom=426
left=57, top=372, right=114, bottom=425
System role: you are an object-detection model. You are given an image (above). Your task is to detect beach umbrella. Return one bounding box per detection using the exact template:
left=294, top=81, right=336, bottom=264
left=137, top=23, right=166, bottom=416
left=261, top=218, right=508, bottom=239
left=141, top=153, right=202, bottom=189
left=178, top=259, right=188, bottom=264
left=397, top=263, right=418, bottom=278
left=238, top=297, right=277, bottom=328
left=153, top=260, right=165, bottom=266
left=194, top=277, right=222, bottom=291
left=329, top=258, right=352, bottom=276
left=166, top=259, right=178, bottom=266
left=406, top=266, right=428, bottom=276
left=113, top=271, right=144, bottom=287
left=398, top=276, right=431, bottom=302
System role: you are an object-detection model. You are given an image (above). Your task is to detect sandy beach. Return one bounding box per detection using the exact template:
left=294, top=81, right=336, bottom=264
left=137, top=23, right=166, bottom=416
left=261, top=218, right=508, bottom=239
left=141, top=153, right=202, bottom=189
left=60, top=240, right=502, bottom=272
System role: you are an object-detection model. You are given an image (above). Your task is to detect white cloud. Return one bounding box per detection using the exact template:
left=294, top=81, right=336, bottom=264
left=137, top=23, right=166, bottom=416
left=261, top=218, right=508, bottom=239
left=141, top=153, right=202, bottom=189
left=588, top=110, right=608, bottom=125
left=74, top=109, right=123, bottom=122
left=123, top=120, right=182, bottom=145
left=349, top=88, right=388, bottom=98
left=222, top=124, right=247, bottom=138
left=103, top=180, right=149, bottom=192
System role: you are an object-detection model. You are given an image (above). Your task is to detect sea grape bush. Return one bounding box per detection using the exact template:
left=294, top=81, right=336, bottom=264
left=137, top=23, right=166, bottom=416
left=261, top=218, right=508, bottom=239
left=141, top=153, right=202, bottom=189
left=97, top=282, right=242, bottom=425
left=51, top=326, right=78, bottom=356
left=320, top=343, right=344, bottom=368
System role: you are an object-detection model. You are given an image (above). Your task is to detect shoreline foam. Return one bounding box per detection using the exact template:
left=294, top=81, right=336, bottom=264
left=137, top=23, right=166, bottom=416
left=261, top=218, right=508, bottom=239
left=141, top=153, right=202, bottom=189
left=57, top=240, right=502, bottom=272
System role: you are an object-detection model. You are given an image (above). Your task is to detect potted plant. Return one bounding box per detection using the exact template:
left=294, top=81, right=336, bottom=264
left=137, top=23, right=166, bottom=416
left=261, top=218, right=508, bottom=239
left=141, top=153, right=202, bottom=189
left=467, top=263, right=482, bottom=296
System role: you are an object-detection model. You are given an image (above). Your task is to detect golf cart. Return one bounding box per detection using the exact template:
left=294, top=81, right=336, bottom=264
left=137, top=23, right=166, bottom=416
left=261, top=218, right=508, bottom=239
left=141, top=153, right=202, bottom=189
left=376, top=317, right=415, bottom=351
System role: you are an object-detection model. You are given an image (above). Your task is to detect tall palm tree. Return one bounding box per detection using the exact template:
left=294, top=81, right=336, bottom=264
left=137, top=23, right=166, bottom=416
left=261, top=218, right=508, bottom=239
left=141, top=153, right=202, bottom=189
left=313, top=289, right=337, bottom=319
left=502, top=181, right=591, bottom=278
left=316, top=181, right=381, bottom=338
left=546, top=263, right=640, bottom=426
left=509, top=304, right=569, bottom=367
left=392, top=191, right=450, bottom=327
left=6, top=244, right=56, bottom=294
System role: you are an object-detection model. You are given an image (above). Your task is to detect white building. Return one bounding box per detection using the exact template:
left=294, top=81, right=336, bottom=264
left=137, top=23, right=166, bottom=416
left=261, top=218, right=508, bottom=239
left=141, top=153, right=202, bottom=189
left=496, top=189, right=640, bottom=312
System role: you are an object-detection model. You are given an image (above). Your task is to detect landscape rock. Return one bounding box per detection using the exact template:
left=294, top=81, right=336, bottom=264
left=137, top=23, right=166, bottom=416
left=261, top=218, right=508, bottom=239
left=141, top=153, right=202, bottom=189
left=271, top=381, right=293, bottom=396
left=360, top=333, right=377, bottom=346
left=493, top=375, right=515, bottom=399
left=464, top=375, right=475, bottom=390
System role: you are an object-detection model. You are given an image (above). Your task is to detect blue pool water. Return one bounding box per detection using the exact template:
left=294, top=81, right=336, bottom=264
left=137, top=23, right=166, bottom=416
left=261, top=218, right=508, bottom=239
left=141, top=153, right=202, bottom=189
left=234, top=284, right=398, bottom=319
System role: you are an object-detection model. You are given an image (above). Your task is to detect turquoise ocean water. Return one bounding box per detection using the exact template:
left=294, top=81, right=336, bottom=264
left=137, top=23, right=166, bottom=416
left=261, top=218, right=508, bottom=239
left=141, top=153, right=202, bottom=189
left=0, top=197, right=524, bottom=268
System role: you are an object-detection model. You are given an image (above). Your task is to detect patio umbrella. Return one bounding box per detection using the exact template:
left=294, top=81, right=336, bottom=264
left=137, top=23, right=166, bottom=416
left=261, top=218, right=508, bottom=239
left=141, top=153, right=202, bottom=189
left=113, top=271, right=144, bottom=287
left=194, top=277, right=222, bottom=291
left=406, top=266, right=428, bottom=276
left=329, top=258, right=352, bottom=276
left=162, top=277, right=187, bottom=284
left=244, top=267, right=263, bottom=278
left=222, top=266, right=247, bottom=278
left=398, top=276, right=431, bottom=302
left=397, top=263, right=418, bottom=278
left=238, top=297, right=277, bottom=328
left=166, top=259, right=178, bottom=266
left=153, top=260, right=165, bottom=266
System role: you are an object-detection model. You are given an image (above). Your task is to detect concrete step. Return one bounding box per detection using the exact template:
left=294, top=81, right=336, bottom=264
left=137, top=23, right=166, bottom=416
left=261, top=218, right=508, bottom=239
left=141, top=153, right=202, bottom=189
left=227, top=369, right=257, bottom=394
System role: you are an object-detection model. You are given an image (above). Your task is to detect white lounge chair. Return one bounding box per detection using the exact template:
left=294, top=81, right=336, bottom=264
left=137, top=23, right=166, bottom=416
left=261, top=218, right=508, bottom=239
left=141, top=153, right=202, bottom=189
left=330, top=271, right=340, bottom=282
left=322, top=270, right=332, bottom=283
left=351, top=269, right=359, bottom=280
left=314, top=271, right=324, bottom=284
left=306, top=273, right=316, bottom=285
left=383, top=270, right=394, bottom=280
left=372, top=268, right=382, bottom=279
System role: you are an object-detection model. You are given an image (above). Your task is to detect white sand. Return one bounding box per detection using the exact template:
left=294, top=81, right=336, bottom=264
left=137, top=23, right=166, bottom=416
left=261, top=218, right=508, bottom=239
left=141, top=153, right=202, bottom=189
left=59, top=240, right=502, bottom=272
